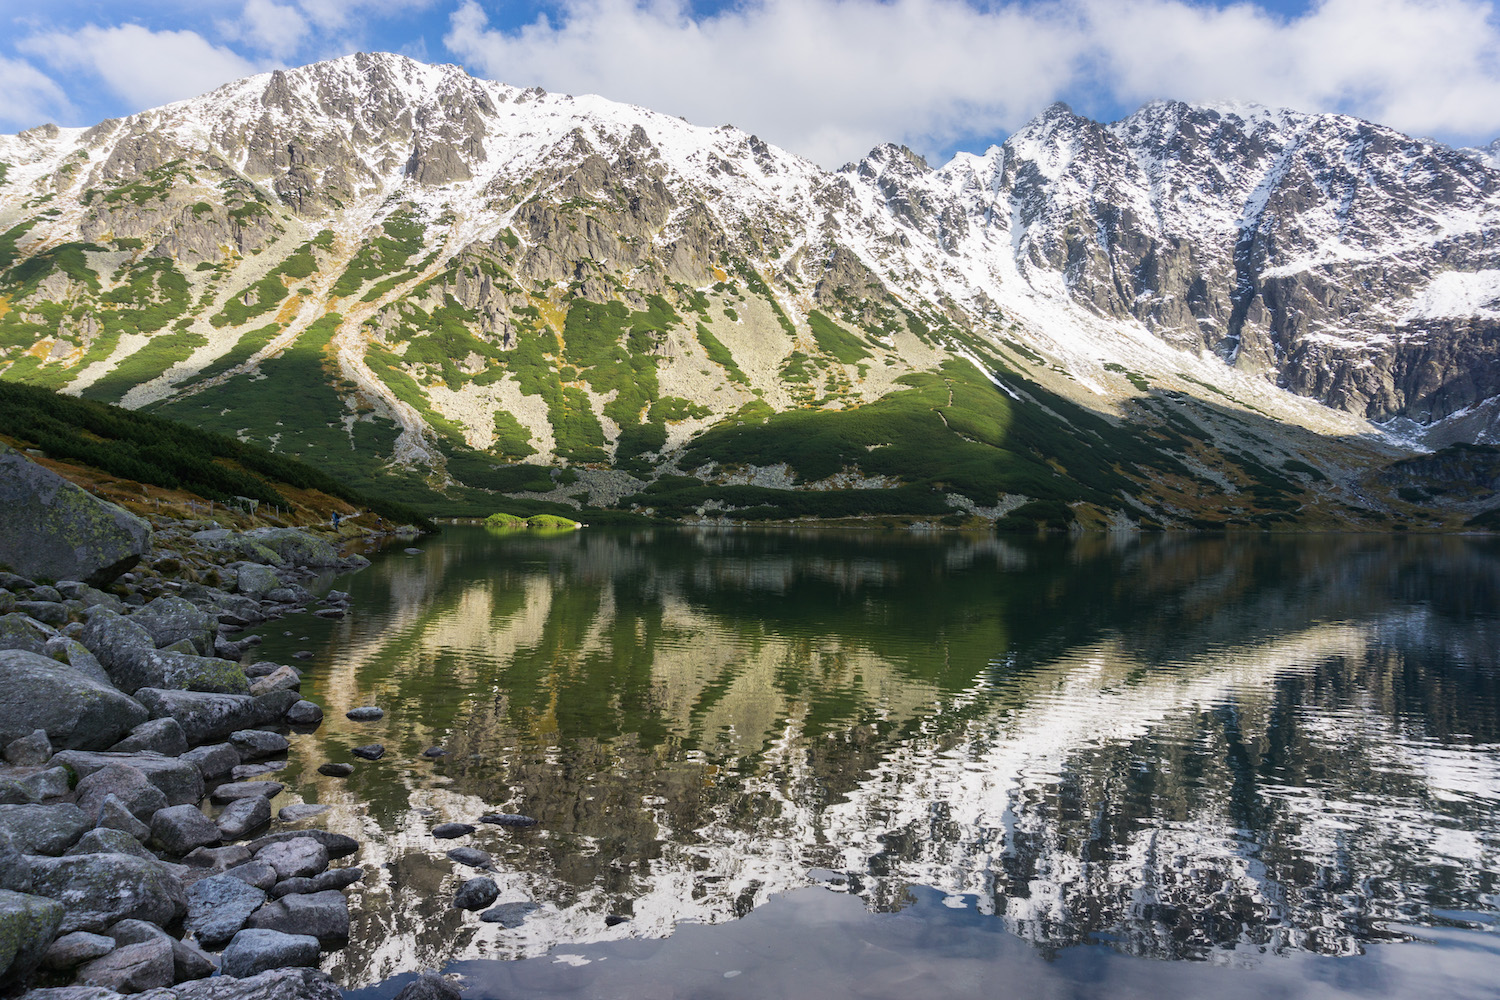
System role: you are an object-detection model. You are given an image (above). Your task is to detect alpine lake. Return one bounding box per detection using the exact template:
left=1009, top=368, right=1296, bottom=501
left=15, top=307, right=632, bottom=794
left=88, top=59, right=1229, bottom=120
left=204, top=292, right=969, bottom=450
left=242, top=526, right=1500, bottom=999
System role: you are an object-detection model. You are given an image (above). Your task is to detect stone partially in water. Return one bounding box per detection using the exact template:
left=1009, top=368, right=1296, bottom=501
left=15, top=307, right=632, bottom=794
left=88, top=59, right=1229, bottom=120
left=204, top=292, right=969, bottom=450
left=392, top=972, right=463, bottom=1000
left=209, top=781, right=285, bottom=804
left=479, top=812, right=539, bottom=828
left=345, top=706, right=384, bottom=721
left=479, top=901, right=538, bottom=927
left=451, top=876, right=498, bottom=911
left=278, top=803, right=330, bottom=822
left=317, top=763, right=353, bottom=778
left=351, top=744, right=384, bottom=760
left=446, top=847, right=493, bottom=869
left=219, top=928, right=321, bottom=978
left=230, top=729, right=290, bottom=761
left=286, top=700, right=324, bottom=726
left=216, top=795, right=273, bottom=840
left=431, top=823, right=474, bottom=840
left=185, top=873, right=267, bottom=947
left=245, top=889, right=350, bottom=947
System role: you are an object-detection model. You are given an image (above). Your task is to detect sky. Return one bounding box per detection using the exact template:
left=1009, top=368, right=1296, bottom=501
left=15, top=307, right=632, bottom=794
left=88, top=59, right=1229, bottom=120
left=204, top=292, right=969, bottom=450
left=3, top=0, right=1500, bottom=168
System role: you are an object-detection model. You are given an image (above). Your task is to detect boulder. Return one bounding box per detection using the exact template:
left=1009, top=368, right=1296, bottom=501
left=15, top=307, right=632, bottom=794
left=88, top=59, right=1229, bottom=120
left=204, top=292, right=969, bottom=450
left=0, top=613, right=50, bottom=654
left=76, top=764, right=169, bottom=822
left=133, top=689, right=298, bottom=745
left=431, top=823, right=474, bottom=840
left=3, top=729, right=52, bottom=766
left=0, top=446, right=151, bottom=587
left=180, top=744, right=239, bottom=780
left=223, top=860, right=277, bottom=891
left=144, top=966, right=341, bottom=999
left=94, top=795, right=151, bottom=843
left=315, top=763, right=351, bottom=778
left=230, top=762, right=285, bottom=781
left=276, top=804, right=328, bottom=823
left=179, top=845, right=251, bottom=873
left=392, top=973, right=463, bottom=1000
left=131, top=597, right=217, bottom=656
left=284, top=701, right=322, bottom=726
left=0, top=833, right=33, bottom=891
left=216, top=796, right=272, bottom=840
left=244, top=890, right=349, bottom=946
left=0, top=888, right=65, bottom=983
left=78, top=610, right=155, bottom=678
left=150, top=805, right=220, bottom=855
left=101, top=647, right=251, bottom=698
left=228, top=730, right=289, bottom=761
left=245, top=830, right=357, bottom=859
left=26, top=853, right=186, bottom=933
left=41, top=930, right=115, bottom=970
left=64, top=828, right=156, bottom=862
left=16, top=602, right=69, bottom=627
left=209, top=782, right=283, bottom=804
left=218, top=929, right=321, bottom=979
left=43, top=638, right=111, bottom=686
left=254, top=839, right=327, bottom=880
left=17, top=768, right=70, bottom=802
left=446, top=847, right=493, bottom=870
left=0, top=649, right=148, bottom=750
left=242, top=529, right=340, bottom=568
left=234, top=564, right=281, bottom=598
left=76, top=936, right=174, bottom=993
left=479, top=900, right=537, bottom=928
left=344, top=707, right=383, bottom=721
left=52, top=752, right=204, bottom=806
left=53, top=582, right=124, bottom=614
left=0, top=804, right=89, bottom=855
left=268, top=867, right=363, bottom=899
left=351, top=744, right=383, bottom=760
left=107, top=718, right=188, bottom=757
left=247, top=666, right=300, bottom=696
left=452, top=876, right=499, bottom=911
left=185, top=873, right=266, bottom=947
left=172, top=935, right=217, bottom=981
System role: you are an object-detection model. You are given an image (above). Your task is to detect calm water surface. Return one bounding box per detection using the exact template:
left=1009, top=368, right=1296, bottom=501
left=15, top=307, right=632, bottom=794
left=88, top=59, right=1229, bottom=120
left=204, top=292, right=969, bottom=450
left=243, top=528, right=1500, bottom=998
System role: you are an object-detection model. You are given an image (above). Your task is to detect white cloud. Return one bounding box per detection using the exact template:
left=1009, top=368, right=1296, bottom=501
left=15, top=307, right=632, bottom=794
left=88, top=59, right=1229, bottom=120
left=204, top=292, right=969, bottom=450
left=20, top=23, right=260, bottom=111
left=221, top=0, right=311, bottom=61
left=0, top=56, right=72, bottom=131
left=444, top=0, right=1500, bottom=167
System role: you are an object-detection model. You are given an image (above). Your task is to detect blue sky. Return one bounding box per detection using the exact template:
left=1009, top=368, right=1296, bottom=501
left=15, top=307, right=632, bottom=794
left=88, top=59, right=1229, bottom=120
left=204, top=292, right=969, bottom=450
left=4, top=0, right=1500, bottom=167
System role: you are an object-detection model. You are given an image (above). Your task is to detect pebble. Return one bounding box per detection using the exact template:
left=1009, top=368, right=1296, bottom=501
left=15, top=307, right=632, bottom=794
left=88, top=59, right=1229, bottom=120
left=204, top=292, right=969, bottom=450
left=345, top=706, right=384, bottom=721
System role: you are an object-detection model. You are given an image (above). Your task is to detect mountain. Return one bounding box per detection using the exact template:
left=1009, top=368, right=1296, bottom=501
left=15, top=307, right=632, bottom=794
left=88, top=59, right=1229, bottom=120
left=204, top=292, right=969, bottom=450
left=1, top=52, right=1497, bottom=529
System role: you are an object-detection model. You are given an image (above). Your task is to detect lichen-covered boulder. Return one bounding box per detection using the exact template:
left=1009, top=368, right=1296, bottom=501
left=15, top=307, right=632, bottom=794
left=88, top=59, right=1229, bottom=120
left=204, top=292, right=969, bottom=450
left=131, top=597, right=217, bottom=655
left=132, top=689, right=297, bottom=745
left=0, top=445, right=151, bottom=587
left=0, top=650, right=149, bottom=750
left=0, top=613, right=51, bottom=654
left=26, top=853, right=187, bottom=933
left=50, top=751, right=204, bottom=806
left=241, top=528, right=341, bottom=568
left=0, top=888, right=65, bottom=983
left=234, top=564, right=281, bottom=597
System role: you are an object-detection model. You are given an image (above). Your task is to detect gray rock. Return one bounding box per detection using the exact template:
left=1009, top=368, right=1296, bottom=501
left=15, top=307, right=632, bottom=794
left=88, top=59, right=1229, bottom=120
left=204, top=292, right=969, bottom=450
left=0, top=888, right=65, bottom=982
left=245, top=830, right=357, bottom=859
left=0, top=803, right=89, bottom=855
left=64, top=828, right=156, bottom=861
left=43, top=638, right=111, bottom=686
left=132, top=689, right=298, bottom=746
left=179, top=744, right=238, bottom=780
left=276, top=804, right=328, bottom=823
left=421, top=747, right=447, bottom=758
left=234, top=564, right=281, bottom=598
left=4, top=729, right=52, bottom=766
left=242, top=529, right=341, bottom=569
left=141, top=967, right=341, bottom=999
left=452, top=876, right=499, bottom=911
left=131, top=597, right=216, bottom=655
left=247, top=666, right=300, bottom=697
left=0, top=777, right=37, bottom=806
left=185, top=874, right=267, bottom=947
left=478, top=813, right=538, bottom=828
left=53, top=752, right=204, bottom=806
left=18, top=767, right=70, bottom=802
left=254, top=838, right=327, bottom=880
left=223, top=860, right=277, bottom=891
left=209, top=782, right=283, bottom=804
left=108, top=918, right=170, bottom=946
left=16, top=602, right=69, bottom=627
left=0, top=447, right=150, bottom=587
left=229, top=730, right=289, bottom=761
left=150, top=805, right=220, bottom=856
left=392, top=972, right=463, bottom=1000
left=0, top=649, right=148, bottom=750
left=13, top=987, right=119, bottom=999
left=76, top=764, right=169, bottom=822
left=42, top=930, right=115, bottom=970
left=53, top=582, right=124, bottom=614
left=26, top=853, right=185, bottom=933
left=269, top=867, right=363, bottom=899
left=0, top=833, right=33, bottom=891
left=344, top=707, right=383, bottom=721
left=94, top=795, right=151, bottom=843
left=172, top=935, right=217, bottom=981
left=445, top=847, right=493, bottom=869
left=478, top=900, right=537, bottom=927
left=107, top=718, right=188, bottom=757
left=78, top=610, right=155, bottom=680
left=244, top=889, right=348, bottom=946
left=218, top=929, right=321, bottom=979
left=0, top=613, right=50, bottom=655
left=105, top=648, right=251, bottom=698
left=315, top=763, right=351, bottom=778
left=241, top=662, right=282, bottom=679
left=76, top=936, right=174, bottom=993
left=350, top=744, right=383, bottom=760
left=230, top=762, right=286, bottom=781
left=431, top=823, right=474, bottom=840
left=216, top=796, right=272, bottom=840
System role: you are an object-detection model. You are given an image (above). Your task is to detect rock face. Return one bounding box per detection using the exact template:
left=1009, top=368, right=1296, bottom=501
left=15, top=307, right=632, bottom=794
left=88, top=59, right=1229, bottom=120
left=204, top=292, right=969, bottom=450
left=0, top=445, right=151, bottom=587
left=0, top=649, right=149, bottom=750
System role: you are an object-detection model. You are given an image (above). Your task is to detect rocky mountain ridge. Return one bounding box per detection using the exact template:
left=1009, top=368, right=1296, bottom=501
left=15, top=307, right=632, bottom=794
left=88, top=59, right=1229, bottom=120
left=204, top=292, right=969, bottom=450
left=1, top=53, right=1497, bottom=527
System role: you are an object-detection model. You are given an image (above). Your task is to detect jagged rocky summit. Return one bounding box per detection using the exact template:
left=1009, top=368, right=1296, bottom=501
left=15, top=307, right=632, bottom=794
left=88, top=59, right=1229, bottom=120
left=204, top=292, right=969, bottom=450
left=1, top=53, right=1498, bottom=528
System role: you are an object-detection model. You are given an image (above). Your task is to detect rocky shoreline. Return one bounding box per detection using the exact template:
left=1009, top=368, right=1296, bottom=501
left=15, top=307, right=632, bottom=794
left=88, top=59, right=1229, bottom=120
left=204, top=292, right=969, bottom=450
left=0, top=449, right=446, bottom=998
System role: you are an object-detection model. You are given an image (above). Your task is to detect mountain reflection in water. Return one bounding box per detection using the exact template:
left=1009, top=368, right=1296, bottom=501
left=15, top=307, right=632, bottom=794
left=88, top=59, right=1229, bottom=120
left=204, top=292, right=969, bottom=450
left=249, top=529, right=1500, bottom=989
